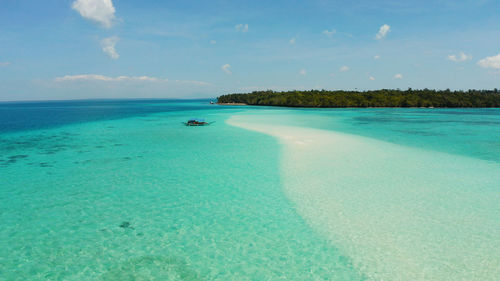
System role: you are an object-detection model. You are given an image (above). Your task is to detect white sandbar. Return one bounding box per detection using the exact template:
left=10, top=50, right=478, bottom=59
left=228, top=114, right=500, bottom=281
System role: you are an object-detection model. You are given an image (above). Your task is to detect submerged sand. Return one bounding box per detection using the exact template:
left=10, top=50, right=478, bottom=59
left=227, top=115, right=500, bottom=281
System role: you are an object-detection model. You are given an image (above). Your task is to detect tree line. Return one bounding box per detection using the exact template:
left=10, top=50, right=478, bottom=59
left=217, top=89, right=500, bottom=108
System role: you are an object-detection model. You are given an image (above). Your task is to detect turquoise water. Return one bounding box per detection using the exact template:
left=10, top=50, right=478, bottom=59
left=1, top=100, right=499, bottom=280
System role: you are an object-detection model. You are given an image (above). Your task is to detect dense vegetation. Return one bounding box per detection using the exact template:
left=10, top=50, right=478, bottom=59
left=218, top=89, right=500, bottom=108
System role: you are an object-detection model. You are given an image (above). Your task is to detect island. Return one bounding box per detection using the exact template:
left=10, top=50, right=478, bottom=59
left=217, top=89, right=500, bottom=108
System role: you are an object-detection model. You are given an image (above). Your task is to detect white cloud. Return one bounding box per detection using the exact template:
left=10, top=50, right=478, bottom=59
left=375, top=24, right=390, bottom=40
left=100, top=36, right=119, bottom=59
left=55, top=74, right=162, bottom=82
left=221, top=64, right=232, bottom=75
left=235, top=24, right=249, bottom=32
left=54, top=74, right=212, bottom=85
left=447, top=52, right=472, bottom=62
left=299, top=69, right=307, bottom=75
left=0, top=62, right=11, bottom=66
left=322, top=29, right=336, bottom=37
left=394, top=73, right=403, bottom=79
left=173, top=80, right=212, bottom=86
left=340, top=66, right=350, bottom=72
left=72, top=0, right=116, bottom=29
left=477, top=53, right=500, bottom=69
left=369, top=76, right=376, bottom=81
left=290, top=37, right=296, bottom=44
left=210, top=40, right=216, bottom=44
left=374, top=55, right=381, bottom=60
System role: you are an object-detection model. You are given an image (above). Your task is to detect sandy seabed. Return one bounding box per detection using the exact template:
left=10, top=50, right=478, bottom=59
left=228, top=114, right=500, bottom=281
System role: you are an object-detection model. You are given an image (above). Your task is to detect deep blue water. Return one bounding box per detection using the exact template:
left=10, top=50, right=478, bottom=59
left=0, top=99, right=219, bottom=134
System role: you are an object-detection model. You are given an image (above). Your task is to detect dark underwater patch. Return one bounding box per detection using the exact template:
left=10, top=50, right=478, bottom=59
left=0, top=132, right=82, bottom=158
left=73, top=159, right=92, bottom=165
left=0, top=155, right=30, bottom=167
left=8, top=154, right=29, bottom=160
left=119, top=221, right=134, bottom=229
left=393, top=129, right=446, bottom=137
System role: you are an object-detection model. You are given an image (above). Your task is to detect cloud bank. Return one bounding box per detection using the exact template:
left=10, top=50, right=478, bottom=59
left=55, top=74, right=163, bottom=82
left=54, top=74, right=211, bottom=85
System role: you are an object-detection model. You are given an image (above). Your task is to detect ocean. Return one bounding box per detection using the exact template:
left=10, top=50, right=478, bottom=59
left=1, top=100, right=499, bottom=280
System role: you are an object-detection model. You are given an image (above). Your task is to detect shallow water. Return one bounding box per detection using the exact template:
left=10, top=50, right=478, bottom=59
left=1, top=100, right=499, bottom=280
left=228, top=115, right=500, bottom=281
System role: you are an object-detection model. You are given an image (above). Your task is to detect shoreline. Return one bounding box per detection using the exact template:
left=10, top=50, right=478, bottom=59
left=219, top=103, right=500, bottom=109
left=216, top=102, right=248, bottom=105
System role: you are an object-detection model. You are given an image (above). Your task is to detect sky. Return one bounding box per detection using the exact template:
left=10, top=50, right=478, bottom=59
left=0, top=0, right=500, bottom=101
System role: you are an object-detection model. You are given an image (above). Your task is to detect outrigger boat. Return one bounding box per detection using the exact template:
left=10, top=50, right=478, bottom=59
left=183, top=118, right=214, bottom=126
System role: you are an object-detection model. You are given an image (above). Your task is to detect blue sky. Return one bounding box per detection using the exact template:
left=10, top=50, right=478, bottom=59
left=1, top=0, right=499, bottom=101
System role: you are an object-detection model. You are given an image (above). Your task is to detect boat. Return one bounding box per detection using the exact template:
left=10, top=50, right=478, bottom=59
left=183, top=118, right=214, bottom=126
left=210, top=101, right=215, bottom=104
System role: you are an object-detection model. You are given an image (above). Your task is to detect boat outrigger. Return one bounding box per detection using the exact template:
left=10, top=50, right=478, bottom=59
left=183, top=118, right=214, bottom=126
